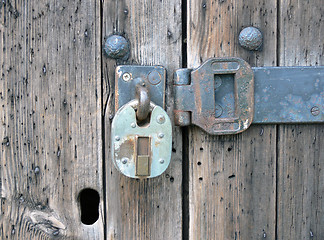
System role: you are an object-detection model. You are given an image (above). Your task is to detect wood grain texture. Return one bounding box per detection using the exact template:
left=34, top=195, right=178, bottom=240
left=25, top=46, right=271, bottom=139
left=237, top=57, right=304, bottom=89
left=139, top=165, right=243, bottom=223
left=102, top=1, right=183, bottom=239
left=187, top=0, right=277, bottom=239
left=277, top=0, right=324, bottom=239
left=0, top=1, right=103, bottom=239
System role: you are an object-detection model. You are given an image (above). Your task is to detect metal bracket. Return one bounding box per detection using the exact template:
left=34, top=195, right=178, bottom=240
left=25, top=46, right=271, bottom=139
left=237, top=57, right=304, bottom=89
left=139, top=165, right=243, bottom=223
left=115, top=65, right=166, bottom=112
left=173, top=58, right=254, bottom=135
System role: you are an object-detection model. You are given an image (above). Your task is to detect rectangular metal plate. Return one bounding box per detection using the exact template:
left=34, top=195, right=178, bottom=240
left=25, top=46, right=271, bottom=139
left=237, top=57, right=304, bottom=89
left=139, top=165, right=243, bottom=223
left=115, top=65, right=166, bottom=111
left=253, top=66, right=324, bottom=123
left=209, top=66, right=324, bottom=124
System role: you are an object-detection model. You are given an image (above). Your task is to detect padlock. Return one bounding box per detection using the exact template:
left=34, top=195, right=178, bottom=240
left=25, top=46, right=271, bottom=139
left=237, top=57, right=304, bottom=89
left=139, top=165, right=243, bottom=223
left=111, top=99, right=172, bottom=178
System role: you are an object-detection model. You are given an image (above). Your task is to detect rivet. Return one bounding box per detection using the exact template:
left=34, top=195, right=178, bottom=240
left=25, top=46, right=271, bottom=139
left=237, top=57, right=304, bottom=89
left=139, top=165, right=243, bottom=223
left=311, top=106, right=320, bottom=116
left=34, top=166, right=40, bottom=174
left=158, top=133, right=164, bottom=138
left=148, top=70, right=162, bottom=85
left=159, top=159, right=165, bottom=164
left=104, top=35, right=130, bottom=60
left=156, top=115, right=165, bottom=124
left=215, top=104, right=223, bottom=118
left=239, top=27, right=263, bottom=51
left=131, top=122, right=136, bottom=128
left=115, top=136, right=120, bottom=141
left=122, top=157, right=128, bottom=164
left=122, top=72, right=131, bottom=82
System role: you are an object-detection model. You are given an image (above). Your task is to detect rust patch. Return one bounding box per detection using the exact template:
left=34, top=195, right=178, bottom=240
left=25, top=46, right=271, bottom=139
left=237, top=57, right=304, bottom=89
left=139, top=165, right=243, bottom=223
left=117, top=137, right=135, bottom=160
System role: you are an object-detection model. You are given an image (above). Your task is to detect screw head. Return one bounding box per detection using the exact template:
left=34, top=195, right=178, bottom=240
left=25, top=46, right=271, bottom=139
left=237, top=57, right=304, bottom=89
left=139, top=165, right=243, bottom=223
left=131, top=122, right=136, bottom=128
left=104, top=35, right=130, bottom=60
left=122, top=72, right=131, bottom=82
left=122, top=157, right=128, bottom=164
left=115, top=136, right=120, bottom=141
left=156, top=115, right=166, bottom=124
left=239, top=27, right=263, bottom=51
left=158, top=133, right=164, bottom=138
left=311, top=106, right=320, bottom=116
left=159, top=159, right=165, bottom=164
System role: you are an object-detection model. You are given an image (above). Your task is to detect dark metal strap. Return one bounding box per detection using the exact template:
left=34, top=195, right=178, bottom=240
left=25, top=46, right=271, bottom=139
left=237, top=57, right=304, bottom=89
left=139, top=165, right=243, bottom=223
left=253, top=66, right=324, bottom=123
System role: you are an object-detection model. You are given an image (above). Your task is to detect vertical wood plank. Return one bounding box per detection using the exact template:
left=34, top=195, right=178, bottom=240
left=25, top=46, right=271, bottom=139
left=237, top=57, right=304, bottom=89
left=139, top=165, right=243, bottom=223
left=187, top=0, right=277, bottom=239
left=277, top=0, right=324, bottom=239
left=102, top=1, right=183, bottom=239
left=0, top=1, right=103, bottom=239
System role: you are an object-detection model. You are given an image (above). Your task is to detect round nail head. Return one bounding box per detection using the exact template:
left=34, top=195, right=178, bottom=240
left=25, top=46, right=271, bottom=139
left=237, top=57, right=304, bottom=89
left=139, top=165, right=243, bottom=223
left=239, top=27, right=263, bottom=51
left=104, top=35, right=130, bottom=60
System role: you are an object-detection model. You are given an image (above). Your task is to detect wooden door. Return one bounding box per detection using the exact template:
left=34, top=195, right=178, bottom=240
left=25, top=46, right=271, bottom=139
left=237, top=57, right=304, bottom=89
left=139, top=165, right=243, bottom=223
left=1, top=0, right=323, bottom=239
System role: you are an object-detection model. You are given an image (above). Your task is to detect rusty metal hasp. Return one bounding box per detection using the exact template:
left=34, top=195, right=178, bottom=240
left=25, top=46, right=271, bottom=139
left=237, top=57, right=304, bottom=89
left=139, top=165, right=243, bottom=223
left=174, top=58, right=254, bottom=135
left=112, top=58, right=324, bottom=178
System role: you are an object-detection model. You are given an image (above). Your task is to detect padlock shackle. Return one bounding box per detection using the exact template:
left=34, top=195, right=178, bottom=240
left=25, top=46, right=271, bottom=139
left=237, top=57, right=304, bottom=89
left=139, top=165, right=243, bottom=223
left=135, top=84, right=151, bottom=121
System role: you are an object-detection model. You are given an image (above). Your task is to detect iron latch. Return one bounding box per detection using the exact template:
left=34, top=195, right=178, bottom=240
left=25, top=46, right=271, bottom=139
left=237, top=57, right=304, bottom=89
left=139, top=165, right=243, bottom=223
left=173, top=58, right=254, bottom=135
left=112, top=58, right=324, bottom=178
left=114, top=57, right=324, bottom=135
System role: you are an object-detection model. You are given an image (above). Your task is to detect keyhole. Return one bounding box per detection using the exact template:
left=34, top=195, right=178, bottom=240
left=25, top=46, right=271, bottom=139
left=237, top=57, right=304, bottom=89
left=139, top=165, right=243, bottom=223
left=79, top=188, right=100, bottom=225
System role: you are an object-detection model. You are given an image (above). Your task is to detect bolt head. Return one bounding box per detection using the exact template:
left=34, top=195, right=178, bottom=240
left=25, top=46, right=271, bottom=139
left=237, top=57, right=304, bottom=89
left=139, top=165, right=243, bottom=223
left=158, top=133, right=164, bottom=138
left=239, top=27, right=263, bottom=51
left=121, top=157, right=128, bottom=164
left=156, top=115, right=166, bottom=124
left=104, top=35, right=130, bottom=60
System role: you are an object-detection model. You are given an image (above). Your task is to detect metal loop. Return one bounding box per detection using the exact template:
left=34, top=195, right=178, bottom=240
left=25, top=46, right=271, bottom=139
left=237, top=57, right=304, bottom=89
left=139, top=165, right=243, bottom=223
left=135, top=85, right=150, bottom=121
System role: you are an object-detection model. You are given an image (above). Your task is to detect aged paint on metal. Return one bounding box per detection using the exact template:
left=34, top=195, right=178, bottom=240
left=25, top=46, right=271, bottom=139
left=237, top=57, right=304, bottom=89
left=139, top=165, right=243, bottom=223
left=115, top=65, right=166, bottom=111
left=174, top=58, right=254, bottom=135
left=253, top=66, right=324, bottom=123
left=111, top=100, right=172, bottom=178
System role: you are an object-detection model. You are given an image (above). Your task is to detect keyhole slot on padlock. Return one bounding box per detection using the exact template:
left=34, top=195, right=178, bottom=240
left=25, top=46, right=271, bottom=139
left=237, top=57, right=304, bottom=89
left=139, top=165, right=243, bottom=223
left=136, top=136, right=151, bottom=176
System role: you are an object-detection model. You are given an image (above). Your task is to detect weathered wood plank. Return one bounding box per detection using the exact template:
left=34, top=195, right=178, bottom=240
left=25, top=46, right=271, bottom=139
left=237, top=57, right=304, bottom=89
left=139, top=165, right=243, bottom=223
left=102, top=1, right=183, bottom=239
left=187, top=0, right=277, bottom=239
left=0, top=1, right=103, bottom=239
left=277, top=0, right=324, bottom=239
